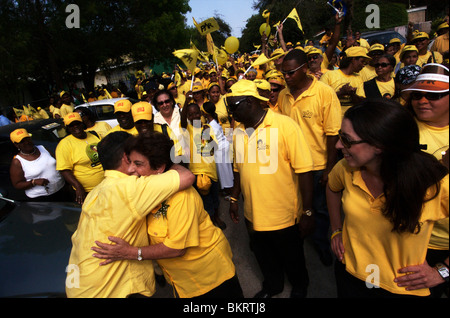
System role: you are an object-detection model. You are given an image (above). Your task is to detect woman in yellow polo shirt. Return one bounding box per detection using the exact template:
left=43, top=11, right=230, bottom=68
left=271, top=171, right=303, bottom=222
left=363, top=54, right=396, bottom=99
left=327, top=99, right=448, bottom=297
left=92, top=133, right=242, bottom=298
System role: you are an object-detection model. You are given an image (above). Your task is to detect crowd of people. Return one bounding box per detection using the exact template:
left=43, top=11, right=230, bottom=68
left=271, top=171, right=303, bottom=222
left=4, top=11, right=449, bottom=299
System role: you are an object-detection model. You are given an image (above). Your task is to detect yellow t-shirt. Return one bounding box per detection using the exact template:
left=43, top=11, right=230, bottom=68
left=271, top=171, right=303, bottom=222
left=186, top=123, right=218, bottom=181
left=416, top=119, right=449, bottom=250
left=174, top=93, right=186, bottom=109
left=431, top=33, right=449, bottom=55
left=108, top=124, right=139, bottom=136
left=233, top=109, right=314, bottom=231
left=376, top=78, right=395, bottom=99
left=416, top=51, right=443, bottom=67
left=60, top=104, right=75, bottom=118
left=213, top=96, right=231, bottom=131
left=55, top=133, right=104, bottom=192
left=66, top=170, right=180, bottom=298
left=147, top=187, right=235, bottom=297
left=328, top=159, right=449, bottom=296
left=319, top=69, right=365, bottom=117
left=86, top=121, right=112, bottom=139
left=279, top=77, right=342, bottom=170
left=359, top=65, right=377, bottom=83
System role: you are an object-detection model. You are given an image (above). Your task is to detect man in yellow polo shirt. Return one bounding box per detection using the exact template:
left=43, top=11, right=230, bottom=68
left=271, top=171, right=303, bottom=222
left=412, top=31, right=443, bottom=67
left=108, top=99, right=139, bottom=135
left=280, top=49, right=341, bottom=266
left=226, top=80, right=314, bottom=298
left=91, top=133, right=242, bottom=298
left=66, top=132, right=195, bottom=298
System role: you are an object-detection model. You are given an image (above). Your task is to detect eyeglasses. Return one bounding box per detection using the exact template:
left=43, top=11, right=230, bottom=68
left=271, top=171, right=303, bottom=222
left=157, top=99, right=172, bottom=106
left=338, top=130, right=367, bottom=148
left=374, top=62, right=390, bottom=68
left=410, top=91, right=449, bottom=101
left=281, top=63, right=306, bottom=76
left=271, top=87, right=281, bottom=93
left=225, top=97, right=248, bottom=112
left=307, top=55, right=320, bottom=61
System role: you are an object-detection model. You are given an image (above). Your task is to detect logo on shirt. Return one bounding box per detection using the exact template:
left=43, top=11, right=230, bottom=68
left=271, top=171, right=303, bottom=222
left=302, top=110, right=313, bottom=119
left=85, top=143, right=101, bottom=167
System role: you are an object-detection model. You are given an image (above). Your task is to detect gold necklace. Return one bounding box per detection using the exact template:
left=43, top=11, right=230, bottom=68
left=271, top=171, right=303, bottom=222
left=20, top=147, right=37, bottom=156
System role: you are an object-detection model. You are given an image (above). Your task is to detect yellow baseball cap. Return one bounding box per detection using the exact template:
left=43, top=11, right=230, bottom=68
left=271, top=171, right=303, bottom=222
left=226, top=79, right=269, bottom=102
left=345, top=46, right=371, bottom=59
left=131, top=102, right=153, bottom=122
left=412, top=31, right=429, bottom=42
left=389, top=38, right=401, bottom=44
left=192, top=81, right=204, bottom=92
left=196, top=174, right=212, bottom=195
left=306, top=47, right=323, bottom=56
left=437, top=22, right=449, bottom=31
left=114, top=99, right=132, bottom=113
left=10, top=128, right=31, bottom=144
left=399, top=45, right=419, bottom=60
left=369, top=43, right=385, bottom=52
left=254, top=79, right=271, bottom=91
left=63, top=112, right=83, bottom=126
left=271, top=48, right=285, bottom=57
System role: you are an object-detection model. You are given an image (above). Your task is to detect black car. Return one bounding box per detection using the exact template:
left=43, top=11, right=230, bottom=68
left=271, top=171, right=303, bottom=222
left=0, top=198, right=81, bottom=298
left=0, top=118, right=65, bottom=201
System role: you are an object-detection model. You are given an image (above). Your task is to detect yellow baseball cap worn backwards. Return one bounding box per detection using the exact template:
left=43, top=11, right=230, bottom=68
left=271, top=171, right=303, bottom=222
left=10, top=128, right=31, bottom=144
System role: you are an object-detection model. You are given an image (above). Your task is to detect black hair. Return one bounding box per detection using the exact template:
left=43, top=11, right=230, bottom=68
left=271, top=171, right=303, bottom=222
left=283, top=48, right=308, bottom=66
left=202, top=101, right=218, bottom=122
left=345, top=99, right=448, bottom=233
left=378, top=54, right=396, bottom=68
left=124, top=133, right=174, bottom=172
left=76, top=106, right=98, bottom=122
left=152, top=89, right=176, bottom=111
left=97, top=132, right=132, bottom=170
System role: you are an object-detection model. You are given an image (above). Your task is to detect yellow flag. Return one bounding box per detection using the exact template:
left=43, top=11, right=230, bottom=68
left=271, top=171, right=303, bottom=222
left=173, top=49, right=199, bottom=72
left=251, top=51, right=287, bottom=68
left=28, top=104, right=41, bottom=119
left=287, top=8, right=303, bottom=32
left=13, top=107, right=24, bottom=118
left=193, top=17, right=220, bottom=36
left=206, top=33, right=215, bottom=55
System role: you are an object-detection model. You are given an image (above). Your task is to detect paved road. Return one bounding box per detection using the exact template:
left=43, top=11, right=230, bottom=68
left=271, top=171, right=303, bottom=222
left=153, top=195, right=337, bottom=298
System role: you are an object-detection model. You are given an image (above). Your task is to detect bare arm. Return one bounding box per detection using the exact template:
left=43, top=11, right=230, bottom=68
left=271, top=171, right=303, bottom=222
left=92, top=236, right=186, bottom=266
left=326, top=184, right=344, bottom=261
left=60, top=169, right=86, bottom=204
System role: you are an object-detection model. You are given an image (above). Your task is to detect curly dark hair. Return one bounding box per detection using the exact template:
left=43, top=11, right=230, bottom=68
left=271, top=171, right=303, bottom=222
left=124, top=132, right=175, bottom=172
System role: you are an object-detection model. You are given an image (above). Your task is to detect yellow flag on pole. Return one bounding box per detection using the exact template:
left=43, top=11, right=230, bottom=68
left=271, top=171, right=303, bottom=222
left=193, top=17, right=220, bottom=36
left=251, top=51, right=287, bottom=68
left=173, top=49, right=199, bottom=72
left=206, top=33, right=215, bottom=55
left=286, top=8, right=303, bottom=32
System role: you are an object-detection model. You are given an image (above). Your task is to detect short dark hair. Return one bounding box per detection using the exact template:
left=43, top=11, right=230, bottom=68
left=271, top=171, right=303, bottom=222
left=97, top=132, right=132, bottom=170
left=152, top=89, right=176, bottom=110
left=124, top=132, right=174, bottom=172
left=283, top=49, right=308, bottom=66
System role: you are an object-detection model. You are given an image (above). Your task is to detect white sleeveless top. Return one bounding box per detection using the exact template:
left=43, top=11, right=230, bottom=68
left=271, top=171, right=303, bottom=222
left=15, top=145, right=65, bottom=198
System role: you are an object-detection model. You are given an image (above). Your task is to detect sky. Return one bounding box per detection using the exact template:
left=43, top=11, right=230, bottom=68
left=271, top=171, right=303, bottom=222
left=184, top=0, right=258, bottom=38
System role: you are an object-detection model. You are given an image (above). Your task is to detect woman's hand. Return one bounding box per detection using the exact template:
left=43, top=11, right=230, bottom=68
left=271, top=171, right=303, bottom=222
left=34, top=178, right=50, bottom=187
left=91, top=236, right=137, bottom=266
left=395, top=261, right=445, bottom=291
left=331, top=232, right=345, bottom=262
left=74, top=187, right=86, bottom=205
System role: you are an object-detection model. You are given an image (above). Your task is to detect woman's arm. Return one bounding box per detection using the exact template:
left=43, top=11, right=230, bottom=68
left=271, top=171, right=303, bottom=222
left=10, top=158, right=49, bottom=190
left=326, top=184, right=345, bottom=261
left=92, top=236, right=186, bottom=266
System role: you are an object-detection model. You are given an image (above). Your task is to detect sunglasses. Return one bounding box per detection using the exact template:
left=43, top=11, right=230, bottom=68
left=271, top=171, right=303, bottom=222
left=281, top=63, right=306, bottom=76
left=271, top=87, right=281, bottom=93
left=157, top=99, right=172, bottom=106
left=338, top=130, right=367, bottom=148
left=225, top=97, right=248, bottom=112
left=410, top=91, right=449, bottom=101
left=374, top=62, right=390, bottom=68
left=307, top=55, right=320, bottom=61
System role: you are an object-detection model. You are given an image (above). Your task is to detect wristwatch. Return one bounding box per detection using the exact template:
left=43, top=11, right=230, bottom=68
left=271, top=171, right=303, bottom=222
left=435, top=263, right=449, bottom=283
left=137, top=247, right=143, bottom=261
left=303, top=209, right=313, bottom=217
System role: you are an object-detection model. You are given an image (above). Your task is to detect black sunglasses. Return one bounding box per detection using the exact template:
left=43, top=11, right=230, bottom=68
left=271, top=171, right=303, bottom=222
left=281, top=63, right=306, bottom=76
left=410, top=91, right=449, bottom=101
left=374, top=62, right=390, bottom=68
left=338, top=130, right=367, bottom=148
left=157, top=99, right=172, bottom=106
left=307, top=55, right=320, bottom=61
left=225, top=97, right=248, bottom=112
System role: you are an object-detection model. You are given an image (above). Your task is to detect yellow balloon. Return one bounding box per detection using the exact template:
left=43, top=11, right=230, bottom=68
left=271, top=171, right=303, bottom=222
left=224, top=36, right=240, bottom=54
left=259, top=23, right=271, bottom=36
left=216, top=49, right=228, bottom=65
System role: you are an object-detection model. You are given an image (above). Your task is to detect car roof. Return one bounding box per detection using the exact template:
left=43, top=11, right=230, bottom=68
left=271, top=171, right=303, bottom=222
left=0, top=200, right=81, bottom=297
left=75, top=97, right=136, bottom=108
left=0, top=118, right=64, bottom=138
